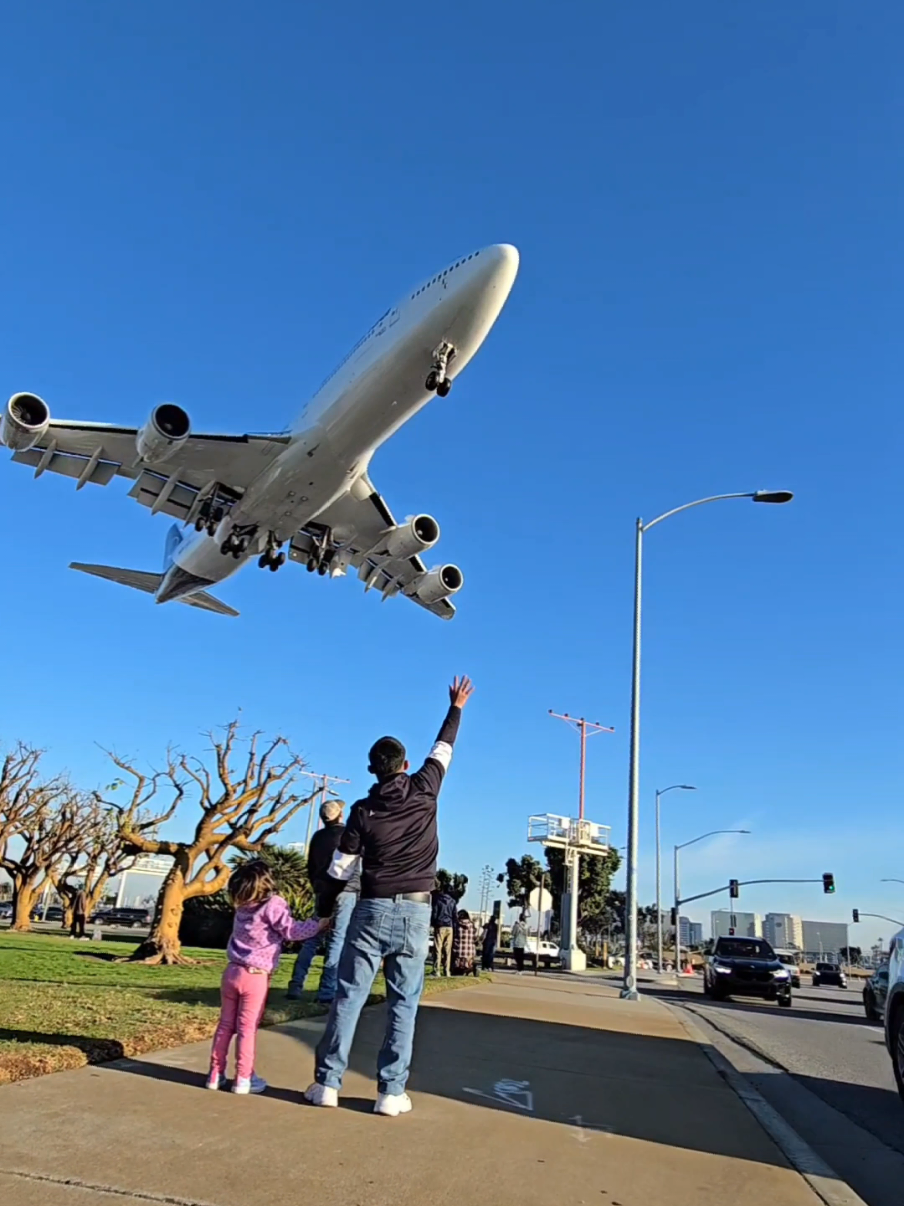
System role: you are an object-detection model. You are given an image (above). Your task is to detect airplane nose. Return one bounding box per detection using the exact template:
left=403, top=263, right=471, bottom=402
left=477, top=243, right=520, bottom=296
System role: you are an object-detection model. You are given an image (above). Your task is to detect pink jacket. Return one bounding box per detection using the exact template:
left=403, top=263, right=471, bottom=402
left=227, top=895, right=321, bottom=973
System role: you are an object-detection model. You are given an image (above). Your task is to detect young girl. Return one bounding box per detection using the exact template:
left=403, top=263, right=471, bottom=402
left=208, top=860, right=330, bottom=1095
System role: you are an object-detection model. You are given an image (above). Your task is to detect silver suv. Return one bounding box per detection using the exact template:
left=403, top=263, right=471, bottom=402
left=885, top=930, right=904, bottom=1103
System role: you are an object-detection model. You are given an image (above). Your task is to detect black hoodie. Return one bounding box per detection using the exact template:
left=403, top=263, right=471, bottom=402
left=329, top=705, right=462, bottom=900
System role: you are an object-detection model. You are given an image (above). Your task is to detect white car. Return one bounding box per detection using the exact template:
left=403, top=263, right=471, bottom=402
left=524, top=938, right=561, bottom=966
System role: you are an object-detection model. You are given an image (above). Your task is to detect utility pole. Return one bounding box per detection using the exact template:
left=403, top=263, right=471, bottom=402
left=548, top=712, right=614, bottom=820
left=300, top=771, right=350, bottom=853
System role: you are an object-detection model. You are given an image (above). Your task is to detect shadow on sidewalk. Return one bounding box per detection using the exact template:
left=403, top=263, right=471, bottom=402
left=110, top=996, right=803, bottom=1167
left=0, top=1027, right=125, bottom=1060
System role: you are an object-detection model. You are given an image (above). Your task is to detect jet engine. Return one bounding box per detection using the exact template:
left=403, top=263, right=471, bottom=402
left=412, top=564, right=464, bottom=604
left=1, top=393, right=51, bottom=451
left=135, top=403, right=191, bottom=463
left=382, top=514, right=440, bottom=560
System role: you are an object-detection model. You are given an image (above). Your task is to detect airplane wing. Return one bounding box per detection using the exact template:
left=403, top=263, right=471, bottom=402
left=289, top=473, right=457, bottom=621
left=9, top=418, right=290, bottom=523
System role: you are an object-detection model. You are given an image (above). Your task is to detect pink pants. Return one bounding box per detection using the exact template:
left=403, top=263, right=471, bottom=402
left=209, top=964, right=270, bottom=1081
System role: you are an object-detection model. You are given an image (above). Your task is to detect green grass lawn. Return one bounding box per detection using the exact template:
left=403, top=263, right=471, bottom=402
left=0, top=929, right=483, bottom=1084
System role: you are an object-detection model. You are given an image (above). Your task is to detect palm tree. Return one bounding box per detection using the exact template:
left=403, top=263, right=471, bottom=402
left=230, top=845, right=313, bottom=918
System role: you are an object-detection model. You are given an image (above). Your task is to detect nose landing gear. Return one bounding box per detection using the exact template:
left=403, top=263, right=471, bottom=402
left=425, top=342, right=455, bottom=396
left=219, top=523, right=258, bottom=560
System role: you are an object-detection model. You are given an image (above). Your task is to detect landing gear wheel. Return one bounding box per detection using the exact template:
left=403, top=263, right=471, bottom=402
left=317, top=560, right=328, bottom=576
left=258, top=553, right=270, bottom=569
left=269, top=558, right=281, bottom=572
left=425, top=370, right=439, bottom=392
left=436, top=378, right=452, bottom=397
left=274, top=552, right=286, bottom=568
left=306, top=557, right=317, bottom=573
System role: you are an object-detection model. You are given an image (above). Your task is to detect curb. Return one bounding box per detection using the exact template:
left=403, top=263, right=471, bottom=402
left=665, top=1002, right=869, bottom=1206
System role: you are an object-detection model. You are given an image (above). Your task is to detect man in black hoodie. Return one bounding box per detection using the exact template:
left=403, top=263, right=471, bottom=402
left=305, top=675, right=473, bottom=1118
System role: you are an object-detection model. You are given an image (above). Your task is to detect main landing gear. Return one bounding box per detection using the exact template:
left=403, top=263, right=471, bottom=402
left=258, top=532, right=286, bottom=573
left=425, top=341, right=455, bottom=397
left=303, top=524, right=335, bottom=576
left=220, top=524, right=258, bottom=560
left=195, top=494, right=227, bottom=537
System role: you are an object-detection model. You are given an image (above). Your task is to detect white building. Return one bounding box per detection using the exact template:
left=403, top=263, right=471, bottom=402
left=711, top=910, right=762, bottom=940
left=763, top=913, right=803, bottom=950
left=113, top=855, right=174, bottom=908
left=801, top=919, right=849, bottom=960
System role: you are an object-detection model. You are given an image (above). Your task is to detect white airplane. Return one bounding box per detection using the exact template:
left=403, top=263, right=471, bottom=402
left=2, top=244, right=519, bottom=619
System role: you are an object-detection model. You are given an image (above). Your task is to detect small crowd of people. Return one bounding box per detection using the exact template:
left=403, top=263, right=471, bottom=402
left=206, top=675, right=474, bottom=1116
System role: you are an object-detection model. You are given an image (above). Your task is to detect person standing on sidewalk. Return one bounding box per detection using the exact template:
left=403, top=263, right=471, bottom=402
left=305, top=675, right=474, bottom=1118
left=481, top=916, right=498, bottom=971
left=286, top=798, right=359, bottom=1002
left=511, top=914, right=529, bottom=973
left=208, top=860, right=329, bottom=1096
left=431, top=884, right=457, bottom=976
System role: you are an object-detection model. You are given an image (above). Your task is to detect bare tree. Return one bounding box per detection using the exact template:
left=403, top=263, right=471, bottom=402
left=0, top=775, right=82, bottom=931
left=50, top=797, right=139, bottom=928
left=101, top=722, right=321, bottom=964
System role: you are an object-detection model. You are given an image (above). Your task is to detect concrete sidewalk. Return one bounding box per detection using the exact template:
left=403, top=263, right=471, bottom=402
left=0, top=975, right=829, bottom=1206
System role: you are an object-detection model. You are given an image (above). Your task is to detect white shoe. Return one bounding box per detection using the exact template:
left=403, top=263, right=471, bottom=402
left=206, top=1072, right=225, bottom=1091
left=304, top=1082, right=338, bottom=1108
left=374, top=1091, right=412, bottom=1117
left=231, top=1073, right=267, bottom=1095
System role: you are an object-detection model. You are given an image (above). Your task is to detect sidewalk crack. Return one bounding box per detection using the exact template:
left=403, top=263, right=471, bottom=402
left=0, top=1168, right=220, bottom=1206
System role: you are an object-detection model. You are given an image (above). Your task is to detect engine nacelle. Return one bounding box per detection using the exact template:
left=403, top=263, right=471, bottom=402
left=1, top=392, right=51, bottom=451
left=412, top=564, right=464, bottom=604
left=382, top=514, right=440, bottom=560
left=135, top=403, right=190, bottom=463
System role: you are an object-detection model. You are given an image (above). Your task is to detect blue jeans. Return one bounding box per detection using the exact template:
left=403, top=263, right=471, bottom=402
left=317, top=890, right=356, bottom=1002
left=315, top=897, right=430, bottom=1095
left=289, top=933, right=321, bottom=993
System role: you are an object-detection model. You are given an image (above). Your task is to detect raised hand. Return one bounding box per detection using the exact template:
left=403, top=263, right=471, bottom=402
left=449, top=675, right=474, bottom=709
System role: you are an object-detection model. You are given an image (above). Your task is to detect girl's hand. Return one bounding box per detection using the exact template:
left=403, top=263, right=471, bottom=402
left=317, top=917, right=333, bottom=934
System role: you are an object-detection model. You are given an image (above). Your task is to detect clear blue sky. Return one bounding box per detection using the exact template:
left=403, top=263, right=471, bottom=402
left=1, top=3, right=901, bottom=944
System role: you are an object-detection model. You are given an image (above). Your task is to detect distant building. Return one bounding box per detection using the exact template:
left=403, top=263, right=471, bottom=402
left=711, top=910, right=762, bottom=940
left=763, top=913, right=803, bottom=950
left=678, top=917, right=704, bottom=948
left=801, top=919, right=849, bottom=960
left=112, top=855, right=174, bottom=908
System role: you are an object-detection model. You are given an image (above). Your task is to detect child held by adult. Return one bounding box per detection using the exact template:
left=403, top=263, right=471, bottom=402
left=208, top=859, right=330, bottom=1095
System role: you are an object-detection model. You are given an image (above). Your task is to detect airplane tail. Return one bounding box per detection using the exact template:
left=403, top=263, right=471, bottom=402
left=70, top=555, right=240, bottom=618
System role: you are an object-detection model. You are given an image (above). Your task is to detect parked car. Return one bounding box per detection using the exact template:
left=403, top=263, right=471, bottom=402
left=885, top=931, right=904, bottom=1103
left=812, top=962, right=847, bottom=988
left=100, top=907, right=151, bottom=928
left=863, top=964, right=889, bottom=1022
left=704, top=936, right=792, bottom=1007
left=0, top=901, right=12, bottom=920
left=525, top=937, right=561, bottom=966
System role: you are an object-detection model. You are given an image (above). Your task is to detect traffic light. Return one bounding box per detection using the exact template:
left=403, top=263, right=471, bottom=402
left=852, top=908, right=859, bottom=923
left=823, top=872, right=835, bottom=894
left=728, top=927, right=735, bottom=936
left=729, top=879, right=739, bottom=899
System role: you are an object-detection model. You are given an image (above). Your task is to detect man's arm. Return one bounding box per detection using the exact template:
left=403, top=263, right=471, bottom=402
left=412, top=676, right=474, bottom=792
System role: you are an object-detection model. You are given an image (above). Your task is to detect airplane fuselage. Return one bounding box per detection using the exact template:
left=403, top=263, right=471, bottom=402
left=159, top=243, right=519, bottom=604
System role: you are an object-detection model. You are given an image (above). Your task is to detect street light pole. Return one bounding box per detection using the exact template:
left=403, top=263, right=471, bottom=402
left=673, top=828, right=750, bottom=971
left=620, top=489, right=792, bottom=1002
left=655, top=784, right=696, bottom=973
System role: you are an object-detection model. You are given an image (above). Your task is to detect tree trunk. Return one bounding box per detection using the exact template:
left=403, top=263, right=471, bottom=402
left=11, top=883, right=37, bottom=931
left=129, top=856, right=194, bottom=965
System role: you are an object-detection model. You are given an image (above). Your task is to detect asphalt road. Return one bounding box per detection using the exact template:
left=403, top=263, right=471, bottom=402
left=640, top=972, right=904, bottom=1206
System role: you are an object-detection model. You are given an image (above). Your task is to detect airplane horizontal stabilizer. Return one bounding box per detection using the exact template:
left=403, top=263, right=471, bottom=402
left=178, top=590, right=240, bottom=618
left=69, top=563, right=239, bottom=617
left=70, top=562, right=161, bottom=593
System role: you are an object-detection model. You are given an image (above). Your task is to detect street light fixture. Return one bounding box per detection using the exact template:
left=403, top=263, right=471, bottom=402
left=655, top=785, right=696, bottom=973
left=673, top=829, right=751, bottom=972
left=620, top=488, right=793, bottom=1001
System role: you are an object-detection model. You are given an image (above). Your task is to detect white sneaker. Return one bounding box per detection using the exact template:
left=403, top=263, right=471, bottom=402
left=231, top=1073, right=267, bottom=1095
left=374, top=1091, right=412, bottom=1117
left=206, top=1072, right=225, bottom=1091
left=304, top=1082, right=338, bottom=1108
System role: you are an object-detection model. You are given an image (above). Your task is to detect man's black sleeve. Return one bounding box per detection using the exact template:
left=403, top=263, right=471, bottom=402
left=411, top=705, right=461, bottom=796
left=317, top=806, right=365, bottom=916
